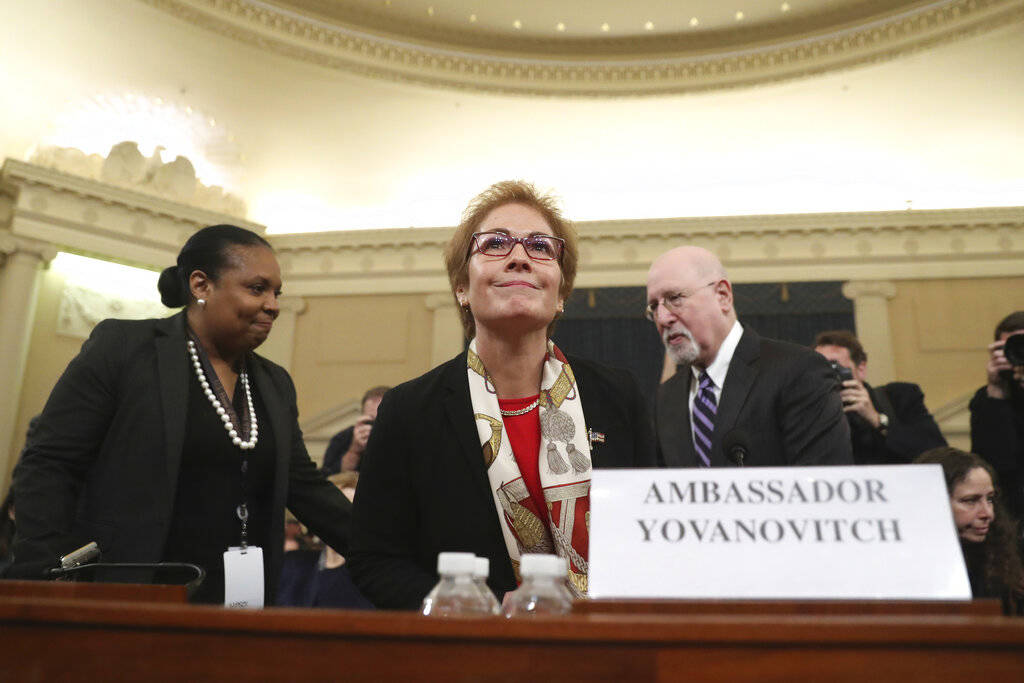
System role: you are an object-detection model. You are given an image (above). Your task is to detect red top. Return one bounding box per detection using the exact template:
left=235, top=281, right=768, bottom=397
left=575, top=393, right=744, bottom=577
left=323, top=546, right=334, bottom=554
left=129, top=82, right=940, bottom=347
left=498, top=395, right=547, bottom=524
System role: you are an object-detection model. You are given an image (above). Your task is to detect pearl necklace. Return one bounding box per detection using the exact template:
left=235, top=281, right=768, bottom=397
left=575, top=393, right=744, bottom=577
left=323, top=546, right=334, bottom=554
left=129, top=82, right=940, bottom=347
left=499, top=398, right=540, bottom=417
left=188, top=340, right=258, bottom=450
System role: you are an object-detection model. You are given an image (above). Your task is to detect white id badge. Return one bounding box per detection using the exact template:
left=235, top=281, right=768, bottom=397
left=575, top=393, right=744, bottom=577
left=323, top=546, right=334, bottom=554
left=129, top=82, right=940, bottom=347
left=223, top=546, right=264, bottom=608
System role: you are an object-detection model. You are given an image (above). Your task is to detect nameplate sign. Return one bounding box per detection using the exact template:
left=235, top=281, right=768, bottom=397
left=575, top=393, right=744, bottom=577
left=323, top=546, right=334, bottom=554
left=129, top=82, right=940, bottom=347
left=589, top=465, right=970, bottom=600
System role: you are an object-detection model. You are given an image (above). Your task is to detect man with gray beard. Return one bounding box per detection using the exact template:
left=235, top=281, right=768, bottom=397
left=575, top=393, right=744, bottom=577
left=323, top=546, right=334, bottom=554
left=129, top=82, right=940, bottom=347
left=646, top=246, right=851, bottom=468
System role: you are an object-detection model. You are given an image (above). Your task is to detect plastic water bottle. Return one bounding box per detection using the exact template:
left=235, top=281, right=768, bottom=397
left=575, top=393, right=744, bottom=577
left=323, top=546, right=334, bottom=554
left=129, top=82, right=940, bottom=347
left=421, top=552, right=493, bottom=616
left=472, top=556, right=502, bottom=615
left=501, top=553, right=574, bottom=618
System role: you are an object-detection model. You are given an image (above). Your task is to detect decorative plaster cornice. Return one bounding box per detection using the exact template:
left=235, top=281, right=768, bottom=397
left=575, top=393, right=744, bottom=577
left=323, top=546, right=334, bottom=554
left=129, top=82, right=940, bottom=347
left=270, top=206, right=1024, bottom=295
left=2, top=160, right=262, bottom=231
left=1, top=159, right=264, bottom=270
left=3, top=159, right=1021, bottom=295
left=29, top=143, right=247, bottom=218
left=138, top=0, right=1024, bottom=96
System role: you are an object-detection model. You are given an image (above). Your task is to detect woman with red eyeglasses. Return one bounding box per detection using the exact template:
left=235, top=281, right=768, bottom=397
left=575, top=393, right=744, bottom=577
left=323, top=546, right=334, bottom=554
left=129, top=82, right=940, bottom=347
left=348, top=180, right=656, bottom=610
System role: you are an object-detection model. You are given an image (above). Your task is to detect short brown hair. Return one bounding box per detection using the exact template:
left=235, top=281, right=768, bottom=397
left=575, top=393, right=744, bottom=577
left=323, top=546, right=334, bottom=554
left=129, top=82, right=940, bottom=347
left=361, top=386, right=390, bottom=406
left=443, top=180, right=578, bottom=340
left=814, top=329, right=867, bottom=366
left=994, top=311, right=1024, bottom=340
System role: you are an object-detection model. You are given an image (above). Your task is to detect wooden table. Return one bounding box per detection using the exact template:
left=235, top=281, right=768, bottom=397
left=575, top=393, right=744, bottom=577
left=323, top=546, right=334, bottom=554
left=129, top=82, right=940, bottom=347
left=1, top=583, right=1022, bottom=681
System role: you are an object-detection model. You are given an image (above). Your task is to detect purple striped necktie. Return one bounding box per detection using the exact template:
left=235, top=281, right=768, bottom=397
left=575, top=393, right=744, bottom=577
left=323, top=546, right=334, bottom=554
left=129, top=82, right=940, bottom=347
left=692, top=371, right=717, bottom=467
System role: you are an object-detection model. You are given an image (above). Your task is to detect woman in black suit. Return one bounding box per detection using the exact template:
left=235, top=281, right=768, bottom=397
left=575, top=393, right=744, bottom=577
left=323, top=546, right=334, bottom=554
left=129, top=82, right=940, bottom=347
left=348, top=181, right=656, bottom=609
left=10, top=225, right=350, bottom=605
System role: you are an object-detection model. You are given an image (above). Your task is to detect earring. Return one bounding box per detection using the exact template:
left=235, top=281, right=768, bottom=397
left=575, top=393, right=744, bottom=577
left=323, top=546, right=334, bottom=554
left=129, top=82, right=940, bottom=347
left=197, top=298, right=206, bottom=307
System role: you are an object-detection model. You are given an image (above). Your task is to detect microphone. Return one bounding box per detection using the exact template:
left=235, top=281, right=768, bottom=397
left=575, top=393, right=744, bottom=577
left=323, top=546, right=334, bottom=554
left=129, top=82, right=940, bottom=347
left=59, top=541, right=101, bottom=570
left=4, top=542, right=101, bottom=579
left=723, top=429, right=751, bottom=467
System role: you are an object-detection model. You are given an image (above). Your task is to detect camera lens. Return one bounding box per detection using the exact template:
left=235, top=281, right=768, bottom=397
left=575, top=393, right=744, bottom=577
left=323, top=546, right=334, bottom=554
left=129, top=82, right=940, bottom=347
left=1004, top=333, right=1024, bottom=366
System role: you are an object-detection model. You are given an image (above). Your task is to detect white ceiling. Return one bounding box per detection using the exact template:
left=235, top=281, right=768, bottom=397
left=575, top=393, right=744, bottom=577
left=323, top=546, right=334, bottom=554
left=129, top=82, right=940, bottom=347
left=1, top=0, right=1023, bottom=234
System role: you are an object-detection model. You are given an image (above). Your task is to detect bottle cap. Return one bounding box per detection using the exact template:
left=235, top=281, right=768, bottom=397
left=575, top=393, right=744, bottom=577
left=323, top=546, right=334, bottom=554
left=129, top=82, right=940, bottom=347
left=519, top=553, right=567, bottom=578
left=473, top=556, right=489, bottom=579
left=437, top=551, right=476, bottom=575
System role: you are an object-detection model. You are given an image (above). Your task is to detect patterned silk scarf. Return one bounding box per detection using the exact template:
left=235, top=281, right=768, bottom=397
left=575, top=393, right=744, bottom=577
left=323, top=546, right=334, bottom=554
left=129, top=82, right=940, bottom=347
left=467, top=338, right=592, bottom=597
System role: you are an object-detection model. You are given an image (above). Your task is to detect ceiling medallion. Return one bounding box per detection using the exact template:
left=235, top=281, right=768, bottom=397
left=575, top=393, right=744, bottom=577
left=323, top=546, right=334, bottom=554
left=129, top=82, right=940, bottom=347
left=140, top=0, right=1024, bottom=97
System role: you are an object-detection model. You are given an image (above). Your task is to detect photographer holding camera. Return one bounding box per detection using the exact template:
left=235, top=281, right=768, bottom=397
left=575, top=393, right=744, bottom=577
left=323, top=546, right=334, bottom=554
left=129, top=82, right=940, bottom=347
left=815, top=330, right=946, bottom=465
left=321, top=386, right=391, bottom=474
left=970, top=311, right=1024, bottom=520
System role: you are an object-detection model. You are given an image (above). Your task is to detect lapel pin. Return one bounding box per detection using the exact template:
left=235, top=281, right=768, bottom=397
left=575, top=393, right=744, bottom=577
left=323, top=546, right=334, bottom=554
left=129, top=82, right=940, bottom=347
left=588, top=429, right=605, bottom=446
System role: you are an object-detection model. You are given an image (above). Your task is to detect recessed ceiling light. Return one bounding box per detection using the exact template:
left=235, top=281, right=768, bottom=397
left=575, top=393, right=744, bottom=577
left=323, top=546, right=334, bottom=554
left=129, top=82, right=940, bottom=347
left=556, top=22, right=566, bottom=32
left=735, top=11, right=745, bottom=21
left=781, top=2, right=791, bottom=11
left=600, top=22, right=610, bottom=32
left=644, top=21, right=654, bottom=31
left=689, top=17, right=699, bottom=27
left=513, top=19, right=522, bottom=29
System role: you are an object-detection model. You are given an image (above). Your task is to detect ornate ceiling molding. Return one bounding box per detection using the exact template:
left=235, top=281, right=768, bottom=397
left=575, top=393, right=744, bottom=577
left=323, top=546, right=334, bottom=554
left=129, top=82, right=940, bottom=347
left=140, top=0, right=1024, bottom=96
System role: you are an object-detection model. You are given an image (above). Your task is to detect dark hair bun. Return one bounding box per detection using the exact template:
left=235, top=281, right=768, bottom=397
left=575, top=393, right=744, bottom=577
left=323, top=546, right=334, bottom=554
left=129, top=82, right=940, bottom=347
left=157, top=265, right=187, bottom=308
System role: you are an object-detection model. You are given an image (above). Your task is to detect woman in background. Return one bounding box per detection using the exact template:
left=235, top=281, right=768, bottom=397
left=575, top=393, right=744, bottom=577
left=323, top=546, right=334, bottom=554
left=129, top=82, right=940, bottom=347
left=278, top=471, right=373, bottom=609
left=917, top=446, right=1023, bottom=614
left=11, top=224, right=350, bottom=604
left=349, top=180, right=656, bottom=609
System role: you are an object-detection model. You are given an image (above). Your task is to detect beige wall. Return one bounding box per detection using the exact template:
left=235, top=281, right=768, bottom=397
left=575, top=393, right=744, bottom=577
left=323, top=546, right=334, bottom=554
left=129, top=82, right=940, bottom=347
left=289, top=293, right=437, bottom=421
left=888, top=277, right=1024, bottom=412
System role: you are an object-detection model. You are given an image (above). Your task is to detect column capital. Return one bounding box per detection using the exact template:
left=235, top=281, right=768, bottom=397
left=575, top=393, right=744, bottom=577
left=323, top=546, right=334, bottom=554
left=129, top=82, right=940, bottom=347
left=842, top=280, right=896, bottom=301
left=278, top=295, right=307, bottom=315
left=0, top=233, right=58, bottom=264
left=425, top=292, right=456, bottom=311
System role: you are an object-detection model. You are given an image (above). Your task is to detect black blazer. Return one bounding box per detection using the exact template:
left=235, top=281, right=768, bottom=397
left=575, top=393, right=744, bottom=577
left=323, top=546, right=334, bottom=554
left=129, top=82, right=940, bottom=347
left=970, top=386, right=1024, bottom=520
left=656, top=327, right=853, bottom=468
left=347, top=351, right=657, bottom=610
left=848, top=381, right=946, bottom=465
left=11, top=312, right=350, bottom=602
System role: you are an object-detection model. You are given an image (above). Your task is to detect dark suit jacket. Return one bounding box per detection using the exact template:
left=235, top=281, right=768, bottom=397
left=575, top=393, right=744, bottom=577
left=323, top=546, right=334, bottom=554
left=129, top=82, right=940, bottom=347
left=11, top=312, right=351, bottom=603
left=970, top=386, right=1024, bottom=520
left=656, top=327, right=852, bottom=467
left=320, top=426, right=355, bottom=475
left=347, top=352, right=657, bottom=610
left=848, top=381, right=946, bottom=465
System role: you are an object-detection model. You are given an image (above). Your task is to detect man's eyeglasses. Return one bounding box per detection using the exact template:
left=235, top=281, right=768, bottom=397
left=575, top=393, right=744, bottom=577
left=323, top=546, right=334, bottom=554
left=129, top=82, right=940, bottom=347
left=644, top=281, right=718, bottom=321
left=469, top=231, right=565, bottom=262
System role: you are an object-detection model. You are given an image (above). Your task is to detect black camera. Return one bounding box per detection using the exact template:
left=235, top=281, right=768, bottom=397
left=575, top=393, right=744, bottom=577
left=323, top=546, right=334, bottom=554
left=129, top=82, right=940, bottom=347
left=1004, top=333, right=1024, bottom=366
left=829, top=360, right=854, bottom=383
